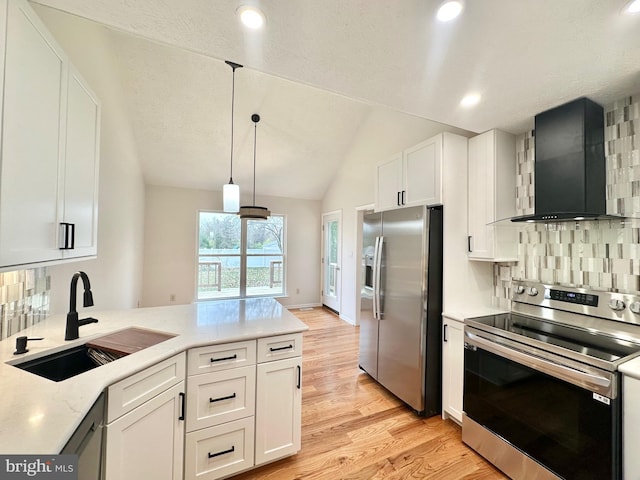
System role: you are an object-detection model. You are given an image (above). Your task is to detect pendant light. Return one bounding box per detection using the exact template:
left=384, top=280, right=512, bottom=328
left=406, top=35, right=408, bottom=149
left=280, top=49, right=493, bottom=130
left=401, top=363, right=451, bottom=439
left=238, top=114, right=271, bottom=219
left=222, top=60, right=242, bottom=213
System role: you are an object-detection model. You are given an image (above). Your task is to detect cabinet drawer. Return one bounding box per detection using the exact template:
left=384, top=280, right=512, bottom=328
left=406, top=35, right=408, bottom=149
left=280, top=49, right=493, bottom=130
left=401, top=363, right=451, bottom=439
left=184, top=416, right=254, bottom=480
left=188, top=340, right=256, bottom=375
left=186, top=365, right=256, bottom=432
left=257, top=334, right=303, bottom=363
left=107, top=353, right=185, bottom=423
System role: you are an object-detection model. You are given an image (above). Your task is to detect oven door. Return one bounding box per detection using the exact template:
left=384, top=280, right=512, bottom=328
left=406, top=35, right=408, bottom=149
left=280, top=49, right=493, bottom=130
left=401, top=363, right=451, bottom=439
left=463, top=328, right=620, bottom=480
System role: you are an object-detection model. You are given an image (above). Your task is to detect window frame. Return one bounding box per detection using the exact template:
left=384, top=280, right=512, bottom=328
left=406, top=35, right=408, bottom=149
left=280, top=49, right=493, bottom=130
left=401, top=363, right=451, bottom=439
left=196, top=210, right=286, bottom=301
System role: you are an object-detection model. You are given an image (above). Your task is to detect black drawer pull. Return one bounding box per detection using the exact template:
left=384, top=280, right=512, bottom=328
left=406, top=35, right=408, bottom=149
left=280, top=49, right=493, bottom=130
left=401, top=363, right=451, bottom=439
left=270, top=344, right=293, bottom=352
left=208, top=446, right=235, bottom=459
left=210, top=354, right=237, bottom=363
left=209, top=393, right=236, bottom=403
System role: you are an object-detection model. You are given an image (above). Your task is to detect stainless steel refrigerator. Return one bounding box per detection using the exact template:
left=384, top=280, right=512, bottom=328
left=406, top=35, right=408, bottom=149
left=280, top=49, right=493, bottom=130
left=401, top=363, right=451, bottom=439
left=359, top=205, right=443, bottom=416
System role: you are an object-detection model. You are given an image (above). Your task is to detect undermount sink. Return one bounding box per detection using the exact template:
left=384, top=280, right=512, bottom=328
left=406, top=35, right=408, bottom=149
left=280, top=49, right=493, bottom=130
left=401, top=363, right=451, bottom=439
left=8, top=327, right=177, bottom=382
left=12, top=345, right=107, bottom=382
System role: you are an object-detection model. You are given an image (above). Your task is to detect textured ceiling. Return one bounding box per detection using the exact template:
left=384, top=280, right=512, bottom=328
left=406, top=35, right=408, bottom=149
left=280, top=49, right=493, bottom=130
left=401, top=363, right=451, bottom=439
left=31, top=0, right=640, bottom=200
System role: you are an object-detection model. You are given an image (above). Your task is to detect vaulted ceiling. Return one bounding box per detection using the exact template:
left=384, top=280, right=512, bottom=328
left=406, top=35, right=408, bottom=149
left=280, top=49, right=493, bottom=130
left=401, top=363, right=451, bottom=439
left=31, top=0, right=640, bottom=200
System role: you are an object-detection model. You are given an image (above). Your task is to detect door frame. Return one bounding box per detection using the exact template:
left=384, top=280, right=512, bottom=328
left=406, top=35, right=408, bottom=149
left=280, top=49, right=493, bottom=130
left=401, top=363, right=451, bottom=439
left=321, top=210, right=342, bottom=313
left=355, top=204, right=375, bottom=326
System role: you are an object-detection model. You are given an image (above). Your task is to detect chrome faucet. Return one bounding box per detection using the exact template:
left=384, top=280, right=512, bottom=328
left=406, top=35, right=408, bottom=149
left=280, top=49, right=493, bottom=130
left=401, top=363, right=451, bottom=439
left=65, top=271, right=98, bottom=341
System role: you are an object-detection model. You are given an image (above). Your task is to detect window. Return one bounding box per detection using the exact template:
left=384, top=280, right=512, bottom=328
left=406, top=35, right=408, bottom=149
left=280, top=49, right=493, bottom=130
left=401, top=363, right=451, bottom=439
left=197, top=211, right=285, bottom=300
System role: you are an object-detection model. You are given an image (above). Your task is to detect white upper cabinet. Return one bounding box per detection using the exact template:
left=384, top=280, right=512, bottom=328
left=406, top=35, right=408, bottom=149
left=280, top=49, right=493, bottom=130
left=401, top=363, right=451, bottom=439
left=467, top=129, right=517, bottom=261
left=0, top=0, right=100, bottom=269
left=375, top=134, right=443, bottom=211
left=62, top=65, right=100, bottom=258
left=0, top=0, right=67, bottom=267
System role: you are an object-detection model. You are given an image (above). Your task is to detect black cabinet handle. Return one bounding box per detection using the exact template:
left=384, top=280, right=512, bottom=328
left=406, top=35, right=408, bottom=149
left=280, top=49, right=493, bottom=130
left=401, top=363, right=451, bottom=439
left=397, top=191, right=401, bottom=206
left=210, top=354, right=237, bottom=363
left=468, top=235, right=472, bottom=253
left=401, top=190, right=406, bottom=205
left=443, top=324, right=448, bottom=342
left=59, top=223, right=75, bottom=250
left=209, top=393, right=236, bottom=403
left=297, top=365, right=301, bottom=389
left=270, top=345, right=293, bottom=352
left=178, top=392, right=185, bottom=421
left=208, top=446, right=235, bottom=459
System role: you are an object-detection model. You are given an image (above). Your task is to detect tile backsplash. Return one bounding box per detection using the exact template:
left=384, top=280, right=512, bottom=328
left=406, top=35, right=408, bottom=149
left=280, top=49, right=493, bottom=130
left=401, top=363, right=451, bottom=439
left=494, top=94, right=640, bottom=308
left=0, top=268, right=50, bottom=340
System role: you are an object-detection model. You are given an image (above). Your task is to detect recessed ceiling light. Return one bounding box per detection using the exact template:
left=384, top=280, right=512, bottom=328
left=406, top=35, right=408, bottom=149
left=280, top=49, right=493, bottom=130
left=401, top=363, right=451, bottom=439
left=623, top=0, right=640, bottom=14
left=437, top=1, right=464, bottom=22
left=237, top=6, right=265, bottom=29
left=460, top=93, right=481, bottom=107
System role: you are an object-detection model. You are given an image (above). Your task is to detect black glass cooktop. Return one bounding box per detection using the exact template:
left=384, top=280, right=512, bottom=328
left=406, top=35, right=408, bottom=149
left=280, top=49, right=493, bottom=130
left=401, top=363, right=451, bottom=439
left=467, top=313, right=640, bottom=363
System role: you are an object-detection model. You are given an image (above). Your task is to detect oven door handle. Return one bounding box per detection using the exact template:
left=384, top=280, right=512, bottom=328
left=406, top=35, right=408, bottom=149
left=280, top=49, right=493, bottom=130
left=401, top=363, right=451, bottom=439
left=465, top=330, right=614, bottom=398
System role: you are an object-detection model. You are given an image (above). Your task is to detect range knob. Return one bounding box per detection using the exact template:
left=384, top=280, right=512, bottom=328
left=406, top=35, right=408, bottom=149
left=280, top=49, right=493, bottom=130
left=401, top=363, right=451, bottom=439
left=609, top=299, right=626, bottom=311
left=630, top=302, right=640, bottom=314
left=514, top=285, right=525, bottom=295
left=527, top=287, right=538, bottom=296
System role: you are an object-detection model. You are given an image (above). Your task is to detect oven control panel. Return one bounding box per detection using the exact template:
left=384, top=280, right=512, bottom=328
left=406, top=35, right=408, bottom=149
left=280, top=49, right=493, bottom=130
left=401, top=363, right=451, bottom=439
left=512, top=280, right=640, bottom=325
left=547, top=289, right=599, bottom=307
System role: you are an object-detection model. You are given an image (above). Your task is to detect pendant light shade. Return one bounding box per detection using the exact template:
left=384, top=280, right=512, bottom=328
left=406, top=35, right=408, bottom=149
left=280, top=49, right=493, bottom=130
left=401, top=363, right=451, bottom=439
left=239, top=114, right=271, bottom=220
left=223, top=183, right=240, bottom=212
left=223, top=60, right=243, bottom=213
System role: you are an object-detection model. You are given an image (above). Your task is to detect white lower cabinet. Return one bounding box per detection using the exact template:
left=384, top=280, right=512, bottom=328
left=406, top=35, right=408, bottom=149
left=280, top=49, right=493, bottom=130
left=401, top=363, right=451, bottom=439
left=185, top=417, right=254, bottom=480
left=104, top=381, right=185, bottom=480
left=103, top=335, right=303, bottom=480
left=185, top=341, right=257, bottom=480
left=623, top=374, right=640, bottom=479
left=255, top=356, right=302, bottom=465
left=442, top=316, right=464, bottom=423
left=104, top=353, right=186, bottom=480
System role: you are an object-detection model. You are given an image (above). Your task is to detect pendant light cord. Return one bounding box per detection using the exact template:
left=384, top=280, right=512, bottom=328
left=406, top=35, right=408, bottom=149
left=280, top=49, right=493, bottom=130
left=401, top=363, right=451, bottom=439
left=225, top=61, right=243, bottom=184
left=252, top=120, right=257, bottom=205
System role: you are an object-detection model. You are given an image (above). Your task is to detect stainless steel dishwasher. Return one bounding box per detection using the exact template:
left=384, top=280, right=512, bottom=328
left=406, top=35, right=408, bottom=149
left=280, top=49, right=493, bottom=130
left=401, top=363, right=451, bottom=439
left=61, top=393, right=105, bottom=480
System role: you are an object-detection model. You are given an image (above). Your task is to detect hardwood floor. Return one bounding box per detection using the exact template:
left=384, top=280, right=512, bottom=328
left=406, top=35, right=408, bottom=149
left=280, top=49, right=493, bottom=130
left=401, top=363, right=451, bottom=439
left=231, top=307, right=507, bottom=480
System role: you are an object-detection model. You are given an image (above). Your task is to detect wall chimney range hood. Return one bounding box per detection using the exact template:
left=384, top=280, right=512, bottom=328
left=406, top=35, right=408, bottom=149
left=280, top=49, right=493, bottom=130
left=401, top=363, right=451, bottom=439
left=511, top=97, right=624, bottom=223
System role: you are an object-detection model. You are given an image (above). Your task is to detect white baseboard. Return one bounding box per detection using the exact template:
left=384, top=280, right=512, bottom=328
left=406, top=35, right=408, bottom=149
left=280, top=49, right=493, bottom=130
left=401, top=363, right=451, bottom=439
left=339, top=313, right=356, bottom=325
left=283, top=302, right=322, bottom=310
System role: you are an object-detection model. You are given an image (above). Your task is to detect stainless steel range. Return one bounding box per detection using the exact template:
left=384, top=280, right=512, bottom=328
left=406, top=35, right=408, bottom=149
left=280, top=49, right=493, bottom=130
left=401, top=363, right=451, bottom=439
left=463, top=280, right=640, bottom=480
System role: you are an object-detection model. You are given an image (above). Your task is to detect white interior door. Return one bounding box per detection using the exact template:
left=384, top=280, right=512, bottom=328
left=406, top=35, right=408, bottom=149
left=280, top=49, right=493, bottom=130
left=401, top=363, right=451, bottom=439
left=321, top=211, right=341, bottom=313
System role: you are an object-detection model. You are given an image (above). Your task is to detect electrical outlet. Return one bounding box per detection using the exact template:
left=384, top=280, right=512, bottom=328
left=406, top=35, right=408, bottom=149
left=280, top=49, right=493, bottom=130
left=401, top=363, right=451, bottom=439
left=296, top=288, right=300, bottom=294
left=170, top=294, right=176, bottom=302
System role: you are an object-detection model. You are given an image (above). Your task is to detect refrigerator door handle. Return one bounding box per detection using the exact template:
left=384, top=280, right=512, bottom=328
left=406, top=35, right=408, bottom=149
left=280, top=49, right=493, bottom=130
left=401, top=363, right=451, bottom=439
left=375, top=236, right=384, bottom=319
left=372, top=236, right=380, bottom=320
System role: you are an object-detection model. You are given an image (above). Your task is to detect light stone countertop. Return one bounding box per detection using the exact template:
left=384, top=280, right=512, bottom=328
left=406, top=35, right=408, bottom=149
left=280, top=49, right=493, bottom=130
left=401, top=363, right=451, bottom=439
left=0, top=298, right=308, bottom=454
left=620, top=355, right=640, bottom=379
left=442, top=307, right=510, bottom=323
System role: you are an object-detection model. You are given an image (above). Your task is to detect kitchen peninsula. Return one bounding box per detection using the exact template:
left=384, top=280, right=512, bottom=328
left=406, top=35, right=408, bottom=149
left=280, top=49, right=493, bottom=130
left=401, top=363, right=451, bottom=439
left=0, top=298, right=307, bottom=479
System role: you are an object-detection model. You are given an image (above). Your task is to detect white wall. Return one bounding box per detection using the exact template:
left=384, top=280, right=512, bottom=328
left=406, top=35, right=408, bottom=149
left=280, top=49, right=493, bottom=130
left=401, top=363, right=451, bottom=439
left=142, top=185, right=321, bottom=308
left=34, top=5, right=146, bottom=314
left=321, top=106, right=489, bottom=325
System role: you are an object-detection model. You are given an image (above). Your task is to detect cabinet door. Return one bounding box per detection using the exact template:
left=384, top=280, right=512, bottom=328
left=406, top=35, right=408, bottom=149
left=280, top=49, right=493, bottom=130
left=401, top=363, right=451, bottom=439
left=62, top=65, right=100, bottom=258
left=467, top=132, right=494, bottom=259
left=442, top=317, right=464, bottom=423
left=404, top=135, right=442, bottom=207
left=104, top=381, right=185, bottom=480
left=375, top=153, right=403, bottom=212
left=624, top=375, right=640, bottom=479
left=255, top=357, right=302, bottom=465
left=0, top=0, right=67, bottom=266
